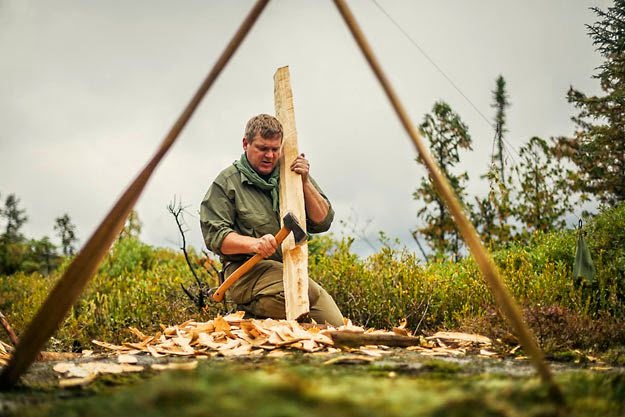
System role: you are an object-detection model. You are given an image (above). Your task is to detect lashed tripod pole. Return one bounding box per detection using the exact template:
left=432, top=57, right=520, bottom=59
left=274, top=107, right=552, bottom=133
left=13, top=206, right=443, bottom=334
left=333, top=0, right=564, bottom=406
left=0, top=0, right=270, bottom=390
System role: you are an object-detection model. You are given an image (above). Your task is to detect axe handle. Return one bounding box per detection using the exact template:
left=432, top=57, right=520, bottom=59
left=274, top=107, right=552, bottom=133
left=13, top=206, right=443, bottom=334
left=212, top=226, right=291, bottom=302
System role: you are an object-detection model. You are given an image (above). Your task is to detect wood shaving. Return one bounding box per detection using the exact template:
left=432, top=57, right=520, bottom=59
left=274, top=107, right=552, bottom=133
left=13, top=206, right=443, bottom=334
left=91, top=313, right=493, bottom=360
left=59, top=374, right=97, bottom=388
left=151, top=361, right=198, bottom=371
left=117, top=354, right=138, bottom=364
left=54, top=360, right=144, bottom=387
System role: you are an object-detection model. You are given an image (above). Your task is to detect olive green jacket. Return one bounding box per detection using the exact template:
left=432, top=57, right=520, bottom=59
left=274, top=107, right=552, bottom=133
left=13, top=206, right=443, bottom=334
left=200, top=164, right=334, bottom=265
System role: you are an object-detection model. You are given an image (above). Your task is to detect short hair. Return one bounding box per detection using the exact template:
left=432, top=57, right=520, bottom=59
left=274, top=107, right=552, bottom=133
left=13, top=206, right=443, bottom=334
left=244, top=114, right=283, bottom=142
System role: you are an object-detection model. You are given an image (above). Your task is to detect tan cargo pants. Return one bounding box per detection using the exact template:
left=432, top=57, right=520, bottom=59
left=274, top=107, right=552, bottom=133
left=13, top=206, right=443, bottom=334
left=224, top=259, right=344, bottom=327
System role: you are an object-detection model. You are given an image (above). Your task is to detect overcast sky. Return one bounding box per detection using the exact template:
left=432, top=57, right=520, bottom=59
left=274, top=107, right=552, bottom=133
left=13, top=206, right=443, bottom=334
left=0, top=0, right=610, bottom=257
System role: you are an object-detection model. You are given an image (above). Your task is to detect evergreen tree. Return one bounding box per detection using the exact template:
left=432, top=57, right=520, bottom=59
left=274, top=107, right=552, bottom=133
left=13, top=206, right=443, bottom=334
left=22, top=237, right=59, bottom=275
left=54, top=213, right=78, bottom=256
left=473, top=166, right=514, bottom=247
left=0, top=193, right=29, bottom=274
left=514, top=137, right=573, bottom=235
left=555, top=1, right=625, bottom=206
left=473, top=76, right=514, bottom=247
left=1, top=194, right=28, bottom=243
left=0, top=193, right=62, bottom=275
left=492, top=75, right=510, bottom=183
left=413, top=101, right=472, bottom=260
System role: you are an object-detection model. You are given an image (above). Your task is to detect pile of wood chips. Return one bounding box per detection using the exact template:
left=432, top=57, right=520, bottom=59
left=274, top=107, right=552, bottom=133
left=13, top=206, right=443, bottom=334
left=90, top=311, right=494, bottom=358
left=1, top=312, right=496, bottom=387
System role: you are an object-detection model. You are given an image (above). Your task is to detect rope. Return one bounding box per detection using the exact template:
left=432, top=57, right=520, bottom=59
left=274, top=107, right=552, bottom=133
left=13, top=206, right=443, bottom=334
left=371, top=0, right=494, bottom=130
left=371, top=0, right=521, bottom=167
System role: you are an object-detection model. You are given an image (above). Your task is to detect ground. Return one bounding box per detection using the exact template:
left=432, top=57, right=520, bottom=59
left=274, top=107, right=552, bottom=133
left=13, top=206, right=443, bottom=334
left=1, top=349, right=624, bottom=417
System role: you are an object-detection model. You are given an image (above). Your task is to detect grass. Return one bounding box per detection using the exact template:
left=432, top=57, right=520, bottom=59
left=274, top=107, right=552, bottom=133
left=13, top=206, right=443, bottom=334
left=5, top=355, right=625, bottom=417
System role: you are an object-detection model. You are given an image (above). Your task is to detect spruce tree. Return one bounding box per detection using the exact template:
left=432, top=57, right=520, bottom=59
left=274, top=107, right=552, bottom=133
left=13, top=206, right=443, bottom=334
left=473, top=76, right=514, bottom=248
left=514, top=137, right=573, bottom=235
left=54, top=213, right=78, bottom=256
left=555, top=1, right=625, bottom=206
left=413, top=101, right=472, bottom=260
left=492, top=75, right=510, bottom=184
left=0, top=194, right=28, bottom=274
left=2, top=194, right=28, bottom=243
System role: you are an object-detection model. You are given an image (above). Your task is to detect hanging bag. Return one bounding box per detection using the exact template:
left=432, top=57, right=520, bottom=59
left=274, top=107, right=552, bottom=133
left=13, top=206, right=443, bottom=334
left=573, top=219, right=596, bottom=285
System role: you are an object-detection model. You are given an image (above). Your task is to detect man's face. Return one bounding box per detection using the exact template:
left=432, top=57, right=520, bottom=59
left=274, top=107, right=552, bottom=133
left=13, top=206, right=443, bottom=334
left=243, top=133, right=282, bottom=176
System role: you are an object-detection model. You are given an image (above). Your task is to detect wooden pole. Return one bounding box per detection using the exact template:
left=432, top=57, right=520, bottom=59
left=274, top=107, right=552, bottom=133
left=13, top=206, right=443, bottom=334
left=0, top=0, right=270, bottom=390
left=332, top=0, right=564, bottom=406
left=274, top=66, right=310, bottom=321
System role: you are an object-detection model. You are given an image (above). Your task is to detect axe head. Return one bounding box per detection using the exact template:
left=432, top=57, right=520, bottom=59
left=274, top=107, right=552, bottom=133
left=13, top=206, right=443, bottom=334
left=283, top=212, right=307, bottom=244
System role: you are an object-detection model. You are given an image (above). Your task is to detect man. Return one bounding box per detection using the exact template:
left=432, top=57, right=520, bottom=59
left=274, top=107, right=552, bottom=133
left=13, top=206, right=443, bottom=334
left=200, top=114, right=343, bottom=326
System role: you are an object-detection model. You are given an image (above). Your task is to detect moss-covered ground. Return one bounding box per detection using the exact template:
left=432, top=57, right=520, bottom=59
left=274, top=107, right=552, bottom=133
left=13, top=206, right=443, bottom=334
left=1, top=352, right=623, bottom=417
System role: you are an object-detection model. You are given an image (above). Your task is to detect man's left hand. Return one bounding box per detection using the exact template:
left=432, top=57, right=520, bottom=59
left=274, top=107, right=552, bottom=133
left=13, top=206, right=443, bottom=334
left=290, top=153, right=310, bottom=183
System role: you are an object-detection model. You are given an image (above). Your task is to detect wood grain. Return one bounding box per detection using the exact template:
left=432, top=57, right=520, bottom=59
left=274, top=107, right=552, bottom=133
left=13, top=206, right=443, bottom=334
left=274, top=66, right=310, bottom=321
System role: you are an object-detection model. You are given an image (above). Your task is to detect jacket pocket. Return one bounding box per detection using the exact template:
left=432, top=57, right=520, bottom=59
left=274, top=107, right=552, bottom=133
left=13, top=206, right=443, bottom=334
left=237, top=209, right=275, bottom=238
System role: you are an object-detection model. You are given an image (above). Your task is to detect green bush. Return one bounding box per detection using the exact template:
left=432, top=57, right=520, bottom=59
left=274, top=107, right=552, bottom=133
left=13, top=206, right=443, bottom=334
left=583, top=203, right=625, bottom=314
left=1, top=204, right=624, bottom=352
left=504, top=202, right=625, bottom=318
left=311, top=202, right=625, bottom=349
left=311, top=234, right=572, bottom=332
left=0, top=237, right=224, bottom=351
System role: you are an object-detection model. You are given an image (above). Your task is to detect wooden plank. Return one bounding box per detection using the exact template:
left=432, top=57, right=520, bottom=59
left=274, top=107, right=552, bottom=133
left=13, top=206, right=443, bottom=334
left=274, top=66, right=309, bottom=321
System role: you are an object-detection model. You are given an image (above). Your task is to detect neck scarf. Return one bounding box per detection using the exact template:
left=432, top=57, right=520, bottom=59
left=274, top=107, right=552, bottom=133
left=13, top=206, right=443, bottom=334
left=233, top=153, right=280, bottom=212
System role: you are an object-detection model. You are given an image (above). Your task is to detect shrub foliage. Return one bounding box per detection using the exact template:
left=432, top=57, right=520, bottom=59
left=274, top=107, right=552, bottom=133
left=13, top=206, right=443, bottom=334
left=1, top=204, right=624, bottom=352
left=0, top=237, right=224, bottom=351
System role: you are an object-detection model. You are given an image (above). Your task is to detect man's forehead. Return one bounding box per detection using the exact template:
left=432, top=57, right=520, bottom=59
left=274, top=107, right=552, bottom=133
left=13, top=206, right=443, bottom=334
left=252, top=133, right=282, bottom=144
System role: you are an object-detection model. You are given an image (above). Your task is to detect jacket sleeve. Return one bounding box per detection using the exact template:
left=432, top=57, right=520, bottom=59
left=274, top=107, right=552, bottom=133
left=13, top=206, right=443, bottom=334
left=200, top=181, right=235, bottom=257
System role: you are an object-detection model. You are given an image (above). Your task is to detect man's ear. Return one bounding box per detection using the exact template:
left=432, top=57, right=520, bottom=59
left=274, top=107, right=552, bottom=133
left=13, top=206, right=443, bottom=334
left=242, top=137, right=249, bottom=151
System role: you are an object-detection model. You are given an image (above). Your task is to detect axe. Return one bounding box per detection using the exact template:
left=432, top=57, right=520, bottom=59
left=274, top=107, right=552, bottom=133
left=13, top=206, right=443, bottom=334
left=212, top=212, right=306, bottom=302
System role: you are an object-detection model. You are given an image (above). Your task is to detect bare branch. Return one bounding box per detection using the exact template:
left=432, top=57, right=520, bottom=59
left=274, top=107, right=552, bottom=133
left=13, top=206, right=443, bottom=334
left=167, top=196, right=210, bottom=310
left=167, top=197, right=202, bottom=288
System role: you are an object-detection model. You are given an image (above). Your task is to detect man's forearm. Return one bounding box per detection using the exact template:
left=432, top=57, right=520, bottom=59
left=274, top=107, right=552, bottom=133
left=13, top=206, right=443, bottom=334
left=221, top=231, right=278, bottom=258
left=220, top=232, right=257, bottom=255
left=303, top=178, right=330, bottom=224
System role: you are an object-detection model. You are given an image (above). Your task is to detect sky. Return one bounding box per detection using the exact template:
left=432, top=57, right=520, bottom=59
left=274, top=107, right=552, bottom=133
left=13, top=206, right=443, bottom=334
left=0, top=0, right=611, bottom=258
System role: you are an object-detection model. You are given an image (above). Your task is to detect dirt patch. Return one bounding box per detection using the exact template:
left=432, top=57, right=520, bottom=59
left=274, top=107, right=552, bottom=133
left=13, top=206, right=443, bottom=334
left=2, top=348, right=624, bottom=417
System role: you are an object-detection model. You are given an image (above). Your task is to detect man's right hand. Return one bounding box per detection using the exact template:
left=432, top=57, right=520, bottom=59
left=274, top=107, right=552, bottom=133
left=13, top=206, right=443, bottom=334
left=252, top=234, right=278, bottom=258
